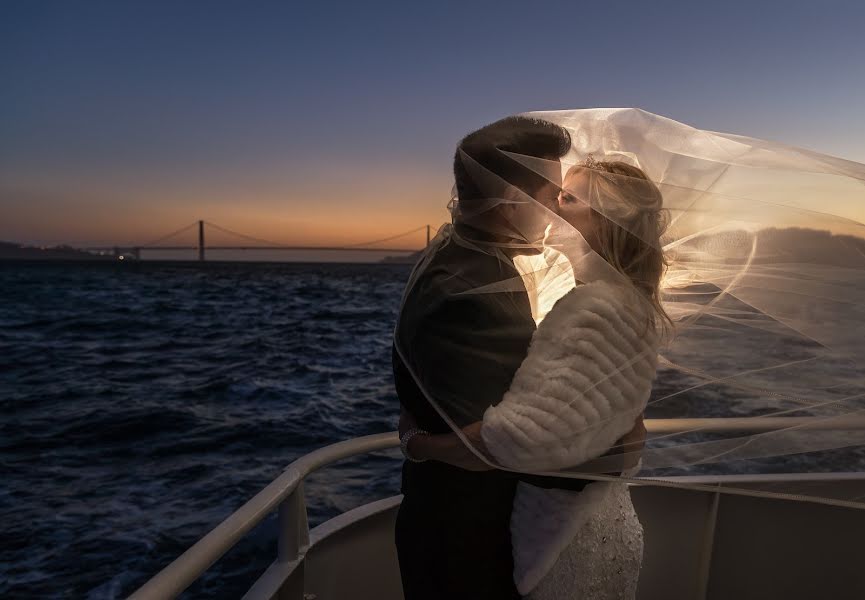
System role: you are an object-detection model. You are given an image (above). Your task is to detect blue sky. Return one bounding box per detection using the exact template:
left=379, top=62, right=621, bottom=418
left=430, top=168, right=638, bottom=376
left=1, top=0, right=863, bottom=246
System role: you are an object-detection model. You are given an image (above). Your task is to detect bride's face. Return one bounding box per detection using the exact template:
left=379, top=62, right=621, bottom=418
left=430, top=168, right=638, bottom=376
left=556, top=170, right=600, bottom=250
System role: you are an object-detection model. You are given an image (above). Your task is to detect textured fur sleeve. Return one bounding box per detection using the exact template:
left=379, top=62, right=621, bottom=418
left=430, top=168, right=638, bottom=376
left=481, top=280, right=659, bottom=471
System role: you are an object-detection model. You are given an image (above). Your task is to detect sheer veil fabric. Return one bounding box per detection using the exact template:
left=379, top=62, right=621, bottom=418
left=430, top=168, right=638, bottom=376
left=394, top=108, right=865, bottom=508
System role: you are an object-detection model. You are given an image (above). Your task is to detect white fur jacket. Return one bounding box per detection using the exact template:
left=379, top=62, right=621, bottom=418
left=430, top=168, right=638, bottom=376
left=480, top=280, right=660, bottom=594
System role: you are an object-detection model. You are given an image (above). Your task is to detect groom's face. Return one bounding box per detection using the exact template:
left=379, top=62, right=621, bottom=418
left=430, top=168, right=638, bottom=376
left=500, top=157, right=563, bottom=249
left=534, top=179, right=563, bottom=214
left=529, top=157, right=564, bottom=214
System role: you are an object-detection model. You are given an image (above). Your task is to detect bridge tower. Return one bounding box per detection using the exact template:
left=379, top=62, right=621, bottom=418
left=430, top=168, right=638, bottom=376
left=198, top=220, right=205, bottom=261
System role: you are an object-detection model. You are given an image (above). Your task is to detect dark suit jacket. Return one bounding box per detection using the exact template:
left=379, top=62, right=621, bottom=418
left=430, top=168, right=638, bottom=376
left=394, top=236, right=592, bottom=510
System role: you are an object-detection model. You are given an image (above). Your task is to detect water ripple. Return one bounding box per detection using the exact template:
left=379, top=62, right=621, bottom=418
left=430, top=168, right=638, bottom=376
left=0, top=262, right=408, bottom=599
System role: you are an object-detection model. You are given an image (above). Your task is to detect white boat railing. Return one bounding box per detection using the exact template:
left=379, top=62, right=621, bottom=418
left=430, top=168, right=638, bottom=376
left=127, top=432, right=399, bottom=600
left=126, top=416, right=865, bottom=600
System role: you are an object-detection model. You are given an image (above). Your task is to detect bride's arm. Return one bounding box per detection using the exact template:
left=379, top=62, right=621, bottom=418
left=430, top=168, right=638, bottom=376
left=480, top=281, right=659, bottom=473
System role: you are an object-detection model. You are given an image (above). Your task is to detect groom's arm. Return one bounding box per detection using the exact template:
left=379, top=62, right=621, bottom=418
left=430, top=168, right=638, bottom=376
left=405, top=414, right=647, bottom=481
left=565, top=414, right=647, bottom=474
left=498, top=416, right=644, bottom=491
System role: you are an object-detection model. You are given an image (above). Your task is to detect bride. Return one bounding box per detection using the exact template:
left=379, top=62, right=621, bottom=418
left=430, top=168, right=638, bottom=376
left=400, top=153, right=668, bottom=598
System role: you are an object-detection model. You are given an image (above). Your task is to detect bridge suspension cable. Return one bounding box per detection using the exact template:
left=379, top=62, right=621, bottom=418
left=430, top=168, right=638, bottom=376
left=139, top=221, right=200, bottom=248
left=342, top=225, right=429, bottom=248
left=79, top=219, right=431, bottom=257
left=203, top=221, right=289, bottom=247
left=205, top=221, right=427, bottom=249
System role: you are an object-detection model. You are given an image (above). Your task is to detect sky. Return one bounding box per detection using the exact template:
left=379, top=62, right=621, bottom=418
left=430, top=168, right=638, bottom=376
left=1, top=0, right=864, bottom=252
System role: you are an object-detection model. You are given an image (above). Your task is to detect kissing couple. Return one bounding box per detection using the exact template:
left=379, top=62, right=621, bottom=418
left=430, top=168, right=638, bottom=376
left=392, top=114, right=667, bottom=599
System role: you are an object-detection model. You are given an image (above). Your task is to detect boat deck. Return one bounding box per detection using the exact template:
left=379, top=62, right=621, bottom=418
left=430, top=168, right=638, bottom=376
left=127, top=431, right=865, bottom=600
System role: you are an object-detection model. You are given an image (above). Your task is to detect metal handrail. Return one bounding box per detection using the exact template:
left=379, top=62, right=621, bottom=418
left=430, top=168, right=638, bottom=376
left=127, top=416, right=865, bottom=599
left=128, top=432, right=398, bottom=600
left=646, top=415, right=865, bottom=433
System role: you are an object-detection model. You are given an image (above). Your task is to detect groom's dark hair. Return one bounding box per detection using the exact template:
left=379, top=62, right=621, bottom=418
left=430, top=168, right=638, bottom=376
left=454, top=116, right=570, bottom=204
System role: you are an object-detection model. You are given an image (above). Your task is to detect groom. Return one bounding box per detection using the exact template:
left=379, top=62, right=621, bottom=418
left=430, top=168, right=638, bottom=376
left=393, top=116, right=640, bottom=599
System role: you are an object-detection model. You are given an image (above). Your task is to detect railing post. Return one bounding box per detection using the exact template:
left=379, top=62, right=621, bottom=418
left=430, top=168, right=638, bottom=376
left=276, top=479, right=309, bottom=599
left=696, top=486, right=721, bottom=599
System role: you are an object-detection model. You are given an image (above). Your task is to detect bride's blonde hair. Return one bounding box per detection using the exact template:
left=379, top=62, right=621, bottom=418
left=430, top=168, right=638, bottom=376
left=579, top=157, right=672, bottom=335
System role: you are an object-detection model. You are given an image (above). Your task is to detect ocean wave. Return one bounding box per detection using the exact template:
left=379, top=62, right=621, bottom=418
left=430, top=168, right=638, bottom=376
left=0, top=262, right=408, bottom=599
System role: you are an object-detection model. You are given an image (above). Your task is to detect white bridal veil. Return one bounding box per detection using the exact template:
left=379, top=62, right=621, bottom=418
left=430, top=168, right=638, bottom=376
left=395, top=108, right=865, bottom=508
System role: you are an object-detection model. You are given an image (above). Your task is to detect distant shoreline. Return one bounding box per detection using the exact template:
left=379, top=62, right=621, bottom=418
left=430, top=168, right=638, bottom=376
left=0, top=241, right=422, bottom=265
left=0, top=258, right=414, bottom=268
left=0, top=240, right=422, bottom=266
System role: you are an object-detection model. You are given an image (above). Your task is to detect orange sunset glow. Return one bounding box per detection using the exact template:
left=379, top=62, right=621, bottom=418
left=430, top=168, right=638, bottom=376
left=2, top=2, right=863, bottom=257
left=1, top=162, right=451, bottom=249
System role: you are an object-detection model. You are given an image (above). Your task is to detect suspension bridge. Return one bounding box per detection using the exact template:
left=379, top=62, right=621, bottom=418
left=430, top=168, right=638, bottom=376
left=78, top=220, right=432, bottom=261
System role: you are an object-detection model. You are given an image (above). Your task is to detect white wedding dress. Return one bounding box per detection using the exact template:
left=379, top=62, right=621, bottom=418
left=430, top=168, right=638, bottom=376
left=521, top=482, right=644, bottom=600
left=480, top=278, right=659, bottom=599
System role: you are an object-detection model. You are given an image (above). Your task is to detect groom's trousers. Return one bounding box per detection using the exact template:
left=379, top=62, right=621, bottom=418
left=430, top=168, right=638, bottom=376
left=395, top=460, right=522, bottom=600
